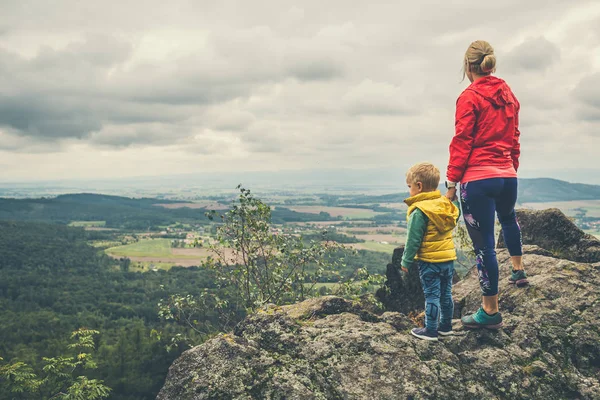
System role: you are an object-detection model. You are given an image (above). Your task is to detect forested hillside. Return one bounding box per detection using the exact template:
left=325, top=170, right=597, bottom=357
left=0, top=194, right=334, bottom=229
left=0, top=219, right=390, bottom=398
left=0, top=221, right=223, bottom=399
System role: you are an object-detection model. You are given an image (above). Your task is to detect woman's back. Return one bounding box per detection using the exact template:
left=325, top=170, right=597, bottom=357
left=450, top=75, right=521, bottom=184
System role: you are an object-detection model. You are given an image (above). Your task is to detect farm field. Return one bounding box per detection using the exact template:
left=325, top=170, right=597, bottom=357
left=520, top=200, right=600, bottom=217
left=376, top=202, right=407, bottom=210
left=352, top=234, right=405, bottom=244
left=338, top=226, right=406, bottom=234
left=155, top=201, right=229, bottom=210
left=287, top=206, right=382, bottom=219
left=68, top=220, right=106, bottom=227
left=350, top=241, right=399, bottom=254
left=338, top=226, right=406, bottom=245
left=289, top=220, right=373, bottom=227
left=106, top=239, right=175, bottom=257
left=105, top=239, right=238, bottom=267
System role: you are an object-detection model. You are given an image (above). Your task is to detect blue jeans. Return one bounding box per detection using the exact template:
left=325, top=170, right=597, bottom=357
left=460, top=177, right=522, bottom=297
left=418, top=260, right=454, bottom=333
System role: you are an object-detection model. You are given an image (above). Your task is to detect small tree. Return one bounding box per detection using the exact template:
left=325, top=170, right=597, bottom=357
left=157, top=186, right=385, bottom=348
left=0, top=328, right=110, bottom=399
left=205, top=186, right=346, bottom=312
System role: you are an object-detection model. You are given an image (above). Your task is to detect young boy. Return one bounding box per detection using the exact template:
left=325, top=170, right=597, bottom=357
left=401, top=163, right=461, bottom=341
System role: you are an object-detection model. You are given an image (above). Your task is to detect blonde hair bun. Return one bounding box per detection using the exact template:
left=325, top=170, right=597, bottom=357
left=463, top=40, right=496, bottom=78
left=480, top=53, right=496, bottom=73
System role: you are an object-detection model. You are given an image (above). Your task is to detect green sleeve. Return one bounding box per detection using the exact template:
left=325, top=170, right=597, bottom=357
left=401, top=209, right=428, bottom=269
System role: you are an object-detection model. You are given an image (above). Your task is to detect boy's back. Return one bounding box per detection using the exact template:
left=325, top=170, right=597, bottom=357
left=400, top=163, right=461, bottom=341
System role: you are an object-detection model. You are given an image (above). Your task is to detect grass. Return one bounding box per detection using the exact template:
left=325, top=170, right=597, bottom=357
left=106, top=239, right=177, bottom=258
left=69, top=220, right=106, bottom=227
left=351, top=241, right=398, bottom=254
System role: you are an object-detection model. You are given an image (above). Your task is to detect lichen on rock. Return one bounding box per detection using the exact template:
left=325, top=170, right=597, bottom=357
left=158, top=210, right=600, bottom=400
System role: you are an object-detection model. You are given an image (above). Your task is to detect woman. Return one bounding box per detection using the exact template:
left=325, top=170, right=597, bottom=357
left=445, top=40, right=528, bottom=329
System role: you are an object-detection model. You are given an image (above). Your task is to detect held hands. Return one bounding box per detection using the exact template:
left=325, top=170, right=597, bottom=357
left=445, top=187, right=457, bottom=201
left=401, top=265, right=408, bottom=273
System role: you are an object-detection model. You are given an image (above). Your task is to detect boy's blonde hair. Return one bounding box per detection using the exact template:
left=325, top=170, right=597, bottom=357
left=462, top=40, right=496, bottom=80
left=406, top=162, right=440, bottom=191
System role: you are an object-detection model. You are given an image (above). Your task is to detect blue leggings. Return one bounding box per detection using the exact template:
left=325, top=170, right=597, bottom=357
left=460, top=178, right=522, bottom=296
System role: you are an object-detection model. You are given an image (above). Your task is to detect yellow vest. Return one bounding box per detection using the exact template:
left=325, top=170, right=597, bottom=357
left=405, top=191, right=460, bottom=263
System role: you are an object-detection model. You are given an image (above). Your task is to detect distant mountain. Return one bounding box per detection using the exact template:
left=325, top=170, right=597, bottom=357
left=518, top=178, right=600, bottom=203
left=349, top=178, right=600, bottom=204
left=333, top=178, right=600, bottom=204
left=0, top=194, right=203, bottom=229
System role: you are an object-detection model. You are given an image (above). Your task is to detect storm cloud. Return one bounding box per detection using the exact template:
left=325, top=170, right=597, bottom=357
left=0, top=0, right=599, bottom=181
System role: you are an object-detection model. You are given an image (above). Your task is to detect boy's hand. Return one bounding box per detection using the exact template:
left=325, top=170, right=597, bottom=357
left=401, top=265, right=408, bottom=273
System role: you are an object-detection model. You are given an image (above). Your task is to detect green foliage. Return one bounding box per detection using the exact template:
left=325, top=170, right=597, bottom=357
left=0, top=190, right=391, bottom=399
left=0, top=329, right=110, bottom=400
left=455, top=223, right=474, bottom=257
left=303, top=230, right=365, bottom=244
left=328, top=267, right=386, bottom=300
left=206, top=186, right=347, bottom=311
left=160, top=187, right=386, bottom=346
left=0, top=220, right=220, bottom=400
left=0, top=194, right=209, bottom=230
left=0, top=357, right=41, bottom=394
left=157, top=291, right=234, bottom=349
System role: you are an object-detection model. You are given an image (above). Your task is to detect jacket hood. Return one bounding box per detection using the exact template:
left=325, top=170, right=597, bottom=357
left=405, top=191, right=459, bottom=233
left=467, top=76, right=515, bottom=111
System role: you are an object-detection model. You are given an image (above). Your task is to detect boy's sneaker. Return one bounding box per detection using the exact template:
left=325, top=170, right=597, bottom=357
left=461, top=307, right=503, bottom=329
left=508, top=269, right=529, bottom=287
left=410, top=327, right=438, bottom=341
left=438, top=324, right=454, bottom=336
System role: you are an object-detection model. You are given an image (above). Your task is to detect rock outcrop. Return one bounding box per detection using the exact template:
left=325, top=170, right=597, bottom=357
left=375, top=246, right=426, bottom=315
left=158, top=210, right=600, bottom=400
left=497, top=208, right=600, bottom=263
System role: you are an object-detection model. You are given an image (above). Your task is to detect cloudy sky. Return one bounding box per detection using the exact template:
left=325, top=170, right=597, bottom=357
left=1, top=0, right=600, bottom=183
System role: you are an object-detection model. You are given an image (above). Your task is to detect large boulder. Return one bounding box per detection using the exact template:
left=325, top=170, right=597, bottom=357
left=375, top=246, right=425, bottom=315
left=497, top=208, right=600, bottom=263
left=157, top=245, right=600, bottom=399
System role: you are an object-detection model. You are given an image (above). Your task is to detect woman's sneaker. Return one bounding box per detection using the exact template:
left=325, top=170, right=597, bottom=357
left=410, top=327, right=438, bottom=341
left=461, top=307, right=503, bottom=329
left=508, top=269, right=529, bottom=287
left=438, top=324, right=454, bottom=336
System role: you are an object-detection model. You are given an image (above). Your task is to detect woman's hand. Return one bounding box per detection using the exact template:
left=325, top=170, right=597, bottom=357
left=401, top=265, right=408, bottom=273
left=445, top=188, right=457, bottom=201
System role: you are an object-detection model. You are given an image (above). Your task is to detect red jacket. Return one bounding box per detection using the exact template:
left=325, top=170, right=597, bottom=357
left=447, top=76, right=521, bottom=183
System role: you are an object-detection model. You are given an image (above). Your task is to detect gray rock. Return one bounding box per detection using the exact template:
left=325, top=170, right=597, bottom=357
left=158, top=209, right=600, bottom=399
left=375, top=246, right=425, bottom=315
left=497, top=208, right=600, bottom=263
left=158, top=248, right=600, bottom=399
